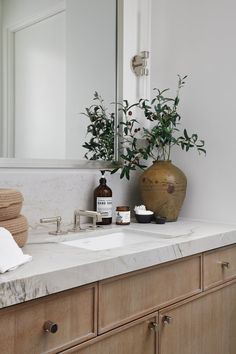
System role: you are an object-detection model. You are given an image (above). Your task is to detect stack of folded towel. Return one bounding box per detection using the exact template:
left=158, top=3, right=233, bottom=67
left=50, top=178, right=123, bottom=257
left=0, top=189, right=28, bottom=247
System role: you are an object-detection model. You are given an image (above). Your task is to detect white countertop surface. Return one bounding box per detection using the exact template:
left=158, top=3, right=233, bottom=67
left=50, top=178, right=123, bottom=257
left=1, top=218, right=236, bottom=309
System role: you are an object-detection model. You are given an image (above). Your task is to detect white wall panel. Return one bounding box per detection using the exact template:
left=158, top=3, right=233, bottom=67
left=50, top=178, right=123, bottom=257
left=150, top=0, right=236, bottom=223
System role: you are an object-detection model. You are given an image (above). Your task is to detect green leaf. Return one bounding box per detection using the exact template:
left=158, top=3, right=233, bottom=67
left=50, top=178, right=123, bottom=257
left=119, top=168, right=125, bottom=179
left=151, top=98, right=156, bottom=105
left=111, top=167, right=120, bottom=174
left=198, top=148, right=206, bottom=154
left=125, top=167, right=130, bottom=180
left=183, top=129, right=189, bottom=140
left=174, top=97, right=179, bottom=106
left=192, top=134, right=198, bottom=142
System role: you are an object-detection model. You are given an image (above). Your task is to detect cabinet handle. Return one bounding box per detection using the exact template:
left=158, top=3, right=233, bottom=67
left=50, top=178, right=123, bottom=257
left=148, top=321, right=159, bottom=332
left=162, top=315, right=173, bottom=325
left=221, top=261, right=230, bottom=269
left=43, top=320, right=58, bottom=334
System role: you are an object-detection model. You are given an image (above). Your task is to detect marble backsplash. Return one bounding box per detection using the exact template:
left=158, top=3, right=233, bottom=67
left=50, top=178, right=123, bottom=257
left=0, top=168, right=140, bottom=229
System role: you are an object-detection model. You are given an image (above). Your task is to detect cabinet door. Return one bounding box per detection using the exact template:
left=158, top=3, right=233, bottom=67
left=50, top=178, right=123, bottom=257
left=159, top=281, right=236, bottom=354
left=62, top=314, right=158, bottom=354
left=0, top=284, right=97, bottom=354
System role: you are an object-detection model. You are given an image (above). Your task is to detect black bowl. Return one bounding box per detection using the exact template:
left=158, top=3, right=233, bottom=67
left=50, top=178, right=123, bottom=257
left=154, top=215, right=166, bottom=224
left=135, top=213, right=154, bottom=223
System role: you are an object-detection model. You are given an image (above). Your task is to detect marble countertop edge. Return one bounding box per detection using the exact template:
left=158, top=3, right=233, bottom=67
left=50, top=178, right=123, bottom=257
left=0, top=219, right=236, bottom=309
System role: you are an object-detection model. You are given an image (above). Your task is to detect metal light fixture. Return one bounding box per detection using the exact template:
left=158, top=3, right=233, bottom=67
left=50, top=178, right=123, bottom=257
left=131, top=51, right=149, bottom=76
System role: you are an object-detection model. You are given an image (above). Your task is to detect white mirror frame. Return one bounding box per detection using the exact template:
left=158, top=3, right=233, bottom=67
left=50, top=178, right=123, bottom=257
left=0, top=0, right=123, bottom=169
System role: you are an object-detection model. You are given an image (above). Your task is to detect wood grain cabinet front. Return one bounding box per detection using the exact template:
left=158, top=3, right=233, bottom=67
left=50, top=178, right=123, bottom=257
left=3, top=244, right=236, bottom=354
left=159, top=281, right=236, bottom=354
left=98, top=255, right=202, bottom=333
left=0, top=284, right=97, bottom=354
left=61, top=313, right=158, bottom=354
left=203, top=244, right=236, bottom=290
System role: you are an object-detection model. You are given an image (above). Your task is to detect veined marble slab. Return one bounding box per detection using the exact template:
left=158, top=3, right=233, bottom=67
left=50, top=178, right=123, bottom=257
left=0, top=218, right=236, bottom=309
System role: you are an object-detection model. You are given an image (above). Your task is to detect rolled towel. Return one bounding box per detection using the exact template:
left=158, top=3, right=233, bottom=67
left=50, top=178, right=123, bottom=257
left=0, top=227, right=32, bottom=273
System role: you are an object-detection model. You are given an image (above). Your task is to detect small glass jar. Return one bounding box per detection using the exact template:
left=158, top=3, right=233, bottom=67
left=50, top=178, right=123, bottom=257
left=116, top=206, right=130, bottom=225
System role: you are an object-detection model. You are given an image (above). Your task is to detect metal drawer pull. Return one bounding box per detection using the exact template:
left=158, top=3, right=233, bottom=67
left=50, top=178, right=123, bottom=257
left=148, top=321, right=159, bottom=332
left=43, top=320, right=58, bottom=334
left=162, top=315, right=173, bottom=325
left=221, top=261, right=230, bottom=269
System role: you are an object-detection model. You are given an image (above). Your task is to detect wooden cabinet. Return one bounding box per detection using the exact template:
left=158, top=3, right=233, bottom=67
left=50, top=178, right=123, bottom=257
left=159, top=281, right=236, bottom=354
left=1, top=244, right=236, bottom=354
left=203, top=244, right=236, bottom=289
left=0, top=284, right=97, bottom=354
left=61, top=313, right=158, bottom=354
left=98, top=255, right=201, bottom=333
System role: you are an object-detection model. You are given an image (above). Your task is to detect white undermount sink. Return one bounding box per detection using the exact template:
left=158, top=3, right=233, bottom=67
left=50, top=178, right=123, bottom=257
left=61, top=229, right=161, bottom=251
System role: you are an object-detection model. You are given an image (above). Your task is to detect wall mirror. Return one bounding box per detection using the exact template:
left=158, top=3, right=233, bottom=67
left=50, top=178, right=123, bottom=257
left=0, top=0, right=121, bottom=168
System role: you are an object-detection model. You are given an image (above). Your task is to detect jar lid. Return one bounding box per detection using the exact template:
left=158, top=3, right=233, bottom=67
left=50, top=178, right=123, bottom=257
left=116, top=206, right=130, bottom=211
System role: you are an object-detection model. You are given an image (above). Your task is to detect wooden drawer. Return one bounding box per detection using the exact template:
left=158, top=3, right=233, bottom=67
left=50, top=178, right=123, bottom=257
left=98, top=255, right=202, bottom=333
left=0, top=284, right=97, bottom=354
left=203, top=244, right=236, bottom=289
left=61, top=313, right=158, bottom=354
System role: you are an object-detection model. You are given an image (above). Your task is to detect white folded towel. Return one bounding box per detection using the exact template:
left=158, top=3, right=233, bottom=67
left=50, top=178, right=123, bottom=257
left=0, top=227, right=32, bottom=273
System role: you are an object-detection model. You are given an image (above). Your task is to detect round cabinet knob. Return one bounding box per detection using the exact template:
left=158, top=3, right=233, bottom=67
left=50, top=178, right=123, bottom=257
left=221, top=261, right=230, bottom=269
left=148, top=321, right=159, bottom=332
left=43, top=320, right=58, bottom=334
left=162, top=315, right=173, bottom=325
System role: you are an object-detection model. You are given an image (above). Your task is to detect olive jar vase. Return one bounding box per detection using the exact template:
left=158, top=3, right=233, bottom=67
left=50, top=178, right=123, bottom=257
left=139, top=161, right=187, bottom=222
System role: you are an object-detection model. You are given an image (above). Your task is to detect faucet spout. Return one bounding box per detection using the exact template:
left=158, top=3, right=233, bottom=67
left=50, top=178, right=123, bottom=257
left=75, top=209, right=102, bottom=222
left=68, top=209, right=102, bottom=232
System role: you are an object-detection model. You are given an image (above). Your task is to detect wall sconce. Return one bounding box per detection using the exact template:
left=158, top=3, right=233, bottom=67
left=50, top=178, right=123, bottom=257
left=131, top=51, right=149, bottom=76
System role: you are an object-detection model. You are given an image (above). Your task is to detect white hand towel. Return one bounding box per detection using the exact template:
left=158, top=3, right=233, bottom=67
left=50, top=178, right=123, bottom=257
left=0, top=227, right=32, bottom=273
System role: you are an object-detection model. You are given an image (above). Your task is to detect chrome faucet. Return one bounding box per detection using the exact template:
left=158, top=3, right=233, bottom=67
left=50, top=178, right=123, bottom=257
left=68, top=209, right=102, bottom=232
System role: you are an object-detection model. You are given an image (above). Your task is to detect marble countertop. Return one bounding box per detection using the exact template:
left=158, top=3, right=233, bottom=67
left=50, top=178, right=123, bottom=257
left=1, top=218, right=236, bottom=309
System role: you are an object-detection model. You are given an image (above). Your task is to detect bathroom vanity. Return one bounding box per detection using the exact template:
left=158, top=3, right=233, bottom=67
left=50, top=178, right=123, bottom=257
left=0, top=219, right=236, bottom=354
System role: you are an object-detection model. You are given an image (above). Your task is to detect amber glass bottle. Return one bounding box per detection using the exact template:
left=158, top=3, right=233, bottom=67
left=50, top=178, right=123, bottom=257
left=94, top=171, right=112, bottom=225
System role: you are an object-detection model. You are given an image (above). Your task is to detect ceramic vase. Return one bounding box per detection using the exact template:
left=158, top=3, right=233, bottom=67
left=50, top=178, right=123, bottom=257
left=139, top=161, right=187, bottom=221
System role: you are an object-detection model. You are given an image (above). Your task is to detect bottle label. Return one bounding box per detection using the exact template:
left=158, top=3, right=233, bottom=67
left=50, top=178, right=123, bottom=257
left=96, top=197, right=113, bottom=218
left=116, top=211, right=130, bottom=224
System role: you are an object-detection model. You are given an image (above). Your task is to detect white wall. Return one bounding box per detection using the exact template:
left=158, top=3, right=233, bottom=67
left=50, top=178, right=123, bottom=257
left=150, top=0, right=236, bottom=224
left=123, top=0, right=151, bottom=104
left=2, top=0, right=235, bottom=227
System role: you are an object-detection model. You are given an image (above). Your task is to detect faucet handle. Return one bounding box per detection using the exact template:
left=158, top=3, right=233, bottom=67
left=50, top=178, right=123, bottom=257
left=40, top=216, right=68, bottom=235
